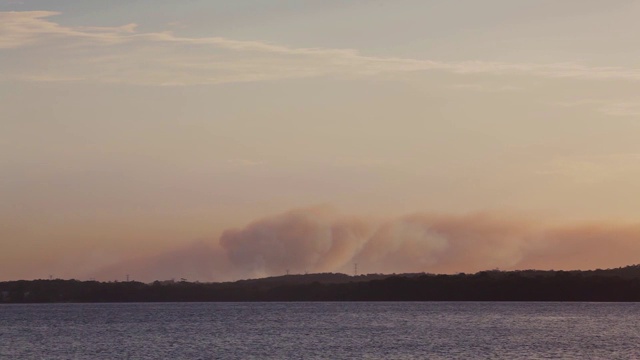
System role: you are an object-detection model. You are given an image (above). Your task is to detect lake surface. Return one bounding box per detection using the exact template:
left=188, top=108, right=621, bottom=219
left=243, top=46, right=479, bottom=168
left=1, top=302, right=639, bottom=359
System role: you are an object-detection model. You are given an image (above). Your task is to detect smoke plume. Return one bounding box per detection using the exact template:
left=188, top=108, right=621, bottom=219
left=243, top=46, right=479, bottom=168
left=93, top=207, right=640, bottom=282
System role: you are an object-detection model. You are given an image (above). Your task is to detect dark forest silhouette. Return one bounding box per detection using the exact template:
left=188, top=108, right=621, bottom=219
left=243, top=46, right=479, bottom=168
left=3, top=265, right=640, bottom=302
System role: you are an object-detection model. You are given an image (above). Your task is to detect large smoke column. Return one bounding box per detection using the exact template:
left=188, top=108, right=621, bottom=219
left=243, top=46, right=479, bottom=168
left=219, top=207, right=372, bottom=278
left=93, top=207, right=640, bottom=282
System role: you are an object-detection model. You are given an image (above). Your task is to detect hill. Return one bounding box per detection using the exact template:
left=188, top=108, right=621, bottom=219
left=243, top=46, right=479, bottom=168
left=2, top=265, right=640, bottom=303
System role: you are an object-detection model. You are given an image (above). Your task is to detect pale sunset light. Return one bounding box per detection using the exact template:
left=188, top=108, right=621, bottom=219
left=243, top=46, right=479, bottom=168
left=3, top=1, right=640, bottom=282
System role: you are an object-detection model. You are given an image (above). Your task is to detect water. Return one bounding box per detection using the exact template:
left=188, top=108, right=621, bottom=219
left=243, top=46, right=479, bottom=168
left=1, top=302, right=639, bottom=359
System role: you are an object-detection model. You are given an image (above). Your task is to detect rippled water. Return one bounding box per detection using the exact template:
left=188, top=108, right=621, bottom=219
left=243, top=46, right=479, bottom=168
left=1, top=302, right=639, bottom=359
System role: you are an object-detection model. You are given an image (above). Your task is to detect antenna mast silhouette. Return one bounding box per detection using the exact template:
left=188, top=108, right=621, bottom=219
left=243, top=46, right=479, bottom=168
left=354, top=263, right=358, bottom=276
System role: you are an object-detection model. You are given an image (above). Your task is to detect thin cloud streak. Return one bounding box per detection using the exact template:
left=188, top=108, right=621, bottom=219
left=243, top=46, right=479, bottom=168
left=3, top=11, right=640, bottom=85
left=0, top=11, right=135, bottom=48
left=559, top=99, right=640, bottom=117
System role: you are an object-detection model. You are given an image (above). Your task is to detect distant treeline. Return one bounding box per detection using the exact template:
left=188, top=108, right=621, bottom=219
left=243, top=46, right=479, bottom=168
left=3, top=266, right=640, bottom=303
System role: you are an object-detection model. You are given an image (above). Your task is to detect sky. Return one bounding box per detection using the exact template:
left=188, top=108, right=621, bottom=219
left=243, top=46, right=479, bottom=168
left=2, top=0, right=640, bottom=281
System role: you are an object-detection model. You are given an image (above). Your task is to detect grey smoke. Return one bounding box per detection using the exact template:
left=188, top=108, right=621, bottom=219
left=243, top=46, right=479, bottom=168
left=93, top=207, right=640, bottom=282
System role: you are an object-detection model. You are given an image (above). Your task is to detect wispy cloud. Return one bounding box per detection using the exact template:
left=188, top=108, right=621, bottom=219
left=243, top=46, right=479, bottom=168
left=599, top=102, right=640, bottom=117
left=0, top=11, right=135, bottom=49
left=3, top=11, right=640, bottom=86
left=559, top=99, right=640, bottom=117
left=449, top=83, right=523, bottom=92
left=537, top=153, right=640, bottom=184
left=226, top=159, right=265, bottom=167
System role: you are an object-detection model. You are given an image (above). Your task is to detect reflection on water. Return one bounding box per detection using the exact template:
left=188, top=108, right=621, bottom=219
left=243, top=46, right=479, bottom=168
left=1, top=302, right=639, bottom=359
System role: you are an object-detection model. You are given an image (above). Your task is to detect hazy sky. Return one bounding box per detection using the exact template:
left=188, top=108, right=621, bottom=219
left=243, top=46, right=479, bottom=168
left=3, top=1, right=640, bottom=281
